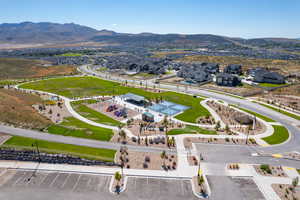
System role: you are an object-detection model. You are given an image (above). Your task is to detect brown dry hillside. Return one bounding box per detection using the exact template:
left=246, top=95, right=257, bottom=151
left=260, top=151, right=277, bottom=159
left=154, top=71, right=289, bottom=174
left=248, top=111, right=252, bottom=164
left=178, top=55, right=300, bottom=75
left=0, top=89, right=52, bottom=129
left=0, top=58, right=77, bottom=79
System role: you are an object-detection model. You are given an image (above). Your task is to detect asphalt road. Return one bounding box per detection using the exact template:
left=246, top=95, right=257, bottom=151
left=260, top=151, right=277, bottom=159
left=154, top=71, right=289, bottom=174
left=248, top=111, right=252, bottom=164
left=0, top=125, right=176, bottom=154
left=196, top=143, right=300, bottom=168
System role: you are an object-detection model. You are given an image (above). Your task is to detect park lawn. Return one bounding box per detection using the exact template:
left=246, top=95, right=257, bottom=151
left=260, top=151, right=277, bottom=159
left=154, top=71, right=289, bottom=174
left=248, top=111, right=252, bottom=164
left=2, top=136, right=116, bottom=162
left=71, top=102, right=123, bottom=127
left=256, top=102, right=300, bottom=121
left=58, top=53, right=82, bottom=57
left=258, top=83, right=288, bottom=88
left=167, top=125, right=217, bottom=135
left=47, top=117, right=114, bottom=141
left=20, top=76, right=210, bottom=123
left=231, top=105, right=275, bottom=122
left=262, top=125, right=289, bottom=145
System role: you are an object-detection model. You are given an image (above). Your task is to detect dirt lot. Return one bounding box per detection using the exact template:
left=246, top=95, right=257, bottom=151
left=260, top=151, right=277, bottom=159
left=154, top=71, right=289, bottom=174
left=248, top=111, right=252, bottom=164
left=272, top=184, right=300, bottom=200
left=0, top=89, right=52, bottom=129
left=33, top=101, right=72, bottom=123
left=184, top=137, right=257, bottom=149
left=256, top=94, right=300, bottom=113
left=110, top=132, right=176, bottom=149
left=269, top=84, right=300, bottom=96
left=201, top=83, right=263, bottom=97
left=254, top=165, right=287, bottom=177
left=207, top=101, right=266, bottom=135
left=0, top=58, right=77, bottom=80
left=178, top=55, right=300, bottom=75
left=126, top=119, right=184, bottom=137
left=115, top=150, right=177, bottom=170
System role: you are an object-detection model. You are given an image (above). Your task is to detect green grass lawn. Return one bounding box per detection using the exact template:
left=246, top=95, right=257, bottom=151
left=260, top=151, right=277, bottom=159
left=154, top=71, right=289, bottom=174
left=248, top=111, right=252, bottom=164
left=167, top=125, right=217, bottom=135
left=230, top=105, right=275, bottom=122
left=71, top=101, right=123, bottom=127
left=58, top=53, right=82, bottom=57
left=255, top=102, right=300, bottom=121
left=20, top=76, right=210, bottom=123
left=262, top=125, right=289, bottom=145
left=2, top=136, right=116, bottom=162
left=47, top=117, right=114, bottom=141
left=258, top=83, right=288, bottom=88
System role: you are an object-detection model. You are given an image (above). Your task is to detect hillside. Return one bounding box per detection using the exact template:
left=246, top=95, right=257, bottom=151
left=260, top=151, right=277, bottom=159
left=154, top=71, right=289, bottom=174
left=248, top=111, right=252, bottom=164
left=0, top=22, right=300, bottom=52
left=0, top=22, right=99, bottom=43
left=0, top=58, right=77, bottom=79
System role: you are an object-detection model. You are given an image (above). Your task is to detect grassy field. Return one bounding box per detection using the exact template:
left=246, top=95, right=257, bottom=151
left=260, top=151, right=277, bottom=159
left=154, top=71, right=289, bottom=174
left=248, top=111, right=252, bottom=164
left=20, top=76, right=210, bottom=123
left=255, top=102, right=300, bottom=121
left=0, top=89, right=52, bottom=129
left=2, top=136, right=116, bottom=162
left=262, top=125, right=289, bottom=145
left=58, top=53, right=82, bottom=57
left=178, top=55, right=300, bottom=75
left=71, top=101, right=123, bottom=127
left=167, top=125, right=217, bottom=135
left=0, top=58, right=77, bottom=80
left=258, top=83, right=288, bottom=88
left=230, top=105, right=275, bottom=122
left=47, top=117, right=114, bottom=141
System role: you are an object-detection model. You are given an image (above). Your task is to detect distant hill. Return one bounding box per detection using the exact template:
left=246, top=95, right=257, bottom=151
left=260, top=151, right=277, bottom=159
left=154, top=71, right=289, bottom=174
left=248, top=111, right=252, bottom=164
left=0, top=22, right=99, bottom=43
left=0, top=22, right=299, bottom=50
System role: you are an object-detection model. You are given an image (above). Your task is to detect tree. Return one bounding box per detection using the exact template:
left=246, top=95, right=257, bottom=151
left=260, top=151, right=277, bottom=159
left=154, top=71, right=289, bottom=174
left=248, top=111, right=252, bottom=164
left=119, top=130, right=127, bottom=143
left=292, top=177, right=299, bottom=188
left=225, top=124, right=230, bottom=134
left=114, top=171, right=122, bottom=188
left=215, top=121, right=220, bottom=131
left=198, top=175, right=204, bottom=186
left=162, top=116, right=169, bottom=135
left=160, top=150, right=166, bottom=167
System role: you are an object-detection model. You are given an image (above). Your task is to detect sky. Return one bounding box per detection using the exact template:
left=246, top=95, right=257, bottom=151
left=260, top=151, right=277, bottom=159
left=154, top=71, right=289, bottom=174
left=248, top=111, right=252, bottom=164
left=0, top=0, right=299, bottom=38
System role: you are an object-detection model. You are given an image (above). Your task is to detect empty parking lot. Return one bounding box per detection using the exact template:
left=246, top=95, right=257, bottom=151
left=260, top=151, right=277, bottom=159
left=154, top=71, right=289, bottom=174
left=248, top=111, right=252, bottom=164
left=0, top=169, right=198, bottom=200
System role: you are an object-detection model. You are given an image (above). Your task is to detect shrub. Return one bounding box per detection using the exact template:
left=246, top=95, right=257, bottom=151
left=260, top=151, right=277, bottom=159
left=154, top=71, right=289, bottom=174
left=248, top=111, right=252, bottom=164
left=260, top=164, right=272, bottom=174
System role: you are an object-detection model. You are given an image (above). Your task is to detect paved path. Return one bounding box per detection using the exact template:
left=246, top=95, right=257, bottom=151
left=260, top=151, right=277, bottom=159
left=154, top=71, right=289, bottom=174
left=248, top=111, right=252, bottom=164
left=0, top=125, right=175, bottom=154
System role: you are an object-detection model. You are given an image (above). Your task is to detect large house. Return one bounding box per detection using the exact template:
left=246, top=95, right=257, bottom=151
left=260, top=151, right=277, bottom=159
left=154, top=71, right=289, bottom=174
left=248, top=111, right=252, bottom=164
left=202, top=62, right=220, bottom=74
left=248, top=68, right=285, bottom=84
left=216, top=73, right=241, bottom=87
left=224, top=64, right=242, bottom=75
left=177, top=64, right=212, bottom=83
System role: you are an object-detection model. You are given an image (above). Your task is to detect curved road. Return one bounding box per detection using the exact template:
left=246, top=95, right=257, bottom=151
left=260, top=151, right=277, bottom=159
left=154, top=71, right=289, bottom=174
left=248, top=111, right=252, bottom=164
left=80, top=65, right=300, bottom=154
left=0, top=125, right=176, bottom=154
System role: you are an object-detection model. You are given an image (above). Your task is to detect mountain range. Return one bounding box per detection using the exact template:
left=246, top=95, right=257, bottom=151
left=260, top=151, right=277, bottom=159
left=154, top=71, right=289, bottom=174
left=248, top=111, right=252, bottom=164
left=0, top=22, right=299, bottom=49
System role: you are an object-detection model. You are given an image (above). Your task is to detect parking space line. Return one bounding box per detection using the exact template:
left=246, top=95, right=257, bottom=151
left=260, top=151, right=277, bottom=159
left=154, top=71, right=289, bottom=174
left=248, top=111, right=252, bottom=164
left=49, top=173, right=60, bottom=187
left=72, top=174, right=81, bottom=191
left=12, top=171, right=28, bottom=186
left=60, top=173, right=70, bottom=189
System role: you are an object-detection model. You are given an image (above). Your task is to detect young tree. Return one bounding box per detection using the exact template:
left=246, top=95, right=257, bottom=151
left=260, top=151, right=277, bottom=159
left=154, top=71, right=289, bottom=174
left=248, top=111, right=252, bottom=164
left=119, top=130, right=127, bottom=143
left=292, top=177, right=299, bottom=189
left=114, top=171, right=122, bottom=186
left=225, top=124, right=230, bottom=134
left=215, top=121, right=220, bottom=131
left=160, top=150, right=166, bottom=167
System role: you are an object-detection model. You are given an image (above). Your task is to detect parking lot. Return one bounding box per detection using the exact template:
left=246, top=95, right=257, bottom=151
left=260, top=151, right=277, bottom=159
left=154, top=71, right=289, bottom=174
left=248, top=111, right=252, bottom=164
left=0, top=169, right=198, bottom=200
left=207, top=176, right=264, bottom=200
